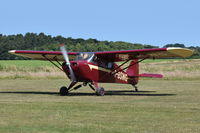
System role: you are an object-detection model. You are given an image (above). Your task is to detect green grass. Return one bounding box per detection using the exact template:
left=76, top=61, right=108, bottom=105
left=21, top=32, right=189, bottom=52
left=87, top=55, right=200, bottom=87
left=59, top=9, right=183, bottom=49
left=0, top=60, right=55, bottom=72
left=0, top=60, right=52, bottom=67
left=140, top=59, right=200, bottom=80
left=0, top=60, right=64, bottom=79
left=0, top=60, right=56, bottom=72
left=0, top=59, right=191, bottom=69
left=0, top=59, right=200, bottom=80
left=142, top=58, right=186, bottom=63
left=0, top=79, right=200, bottom=133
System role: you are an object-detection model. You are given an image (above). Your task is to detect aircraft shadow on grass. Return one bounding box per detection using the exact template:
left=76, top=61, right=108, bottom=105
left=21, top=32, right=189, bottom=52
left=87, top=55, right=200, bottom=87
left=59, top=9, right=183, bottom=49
left=0, top=90, right=176, bottom=96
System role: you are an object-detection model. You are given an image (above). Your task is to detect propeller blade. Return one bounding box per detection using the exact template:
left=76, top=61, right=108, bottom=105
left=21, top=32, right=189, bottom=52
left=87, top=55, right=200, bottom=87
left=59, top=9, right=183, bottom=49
left=60, top=44, right=70, bottom=65
left=60, top=44, right=76, bottom=81
left=68, top=65, right=76, bottom=81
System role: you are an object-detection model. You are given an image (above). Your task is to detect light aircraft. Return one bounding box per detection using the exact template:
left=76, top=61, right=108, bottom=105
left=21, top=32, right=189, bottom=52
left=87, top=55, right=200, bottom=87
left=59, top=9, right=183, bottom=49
left=9, top=45, right=193, bottom=96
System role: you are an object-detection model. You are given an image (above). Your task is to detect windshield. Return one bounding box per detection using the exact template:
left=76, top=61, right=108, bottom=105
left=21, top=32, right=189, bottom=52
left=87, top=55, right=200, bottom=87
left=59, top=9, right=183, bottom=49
left=76, top=52, right=94, bottom=61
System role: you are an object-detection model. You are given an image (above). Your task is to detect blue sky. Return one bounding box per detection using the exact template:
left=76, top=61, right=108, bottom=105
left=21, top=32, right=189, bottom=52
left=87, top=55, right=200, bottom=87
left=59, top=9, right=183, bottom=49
left=0, top=0, right=200, bottom=47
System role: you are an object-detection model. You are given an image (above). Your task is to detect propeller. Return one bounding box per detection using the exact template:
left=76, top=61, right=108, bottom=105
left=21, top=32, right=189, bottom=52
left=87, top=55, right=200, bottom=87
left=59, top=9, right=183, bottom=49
left=60, top=44, right=76, bottom=81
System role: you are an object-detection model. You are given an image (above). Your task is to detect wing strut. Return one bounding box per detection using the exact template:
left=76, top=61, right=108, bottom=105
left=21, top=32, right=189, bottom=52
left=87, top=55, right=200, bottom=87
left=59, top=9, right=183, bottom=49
left=42, top=54, right=64, bottom=72
left=99, top=57, right=149, bottom=81
left=112, top=59, right=131, bottom=73
left=111, top=57, right=149, bottom=75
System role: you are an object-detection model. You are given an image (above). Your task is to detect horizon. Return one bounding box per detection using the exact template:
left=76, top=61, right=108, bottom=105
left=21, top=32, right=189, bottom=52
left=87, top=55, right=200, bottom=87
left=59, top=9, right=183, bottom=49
left=0, top=32, right=194, bottom=48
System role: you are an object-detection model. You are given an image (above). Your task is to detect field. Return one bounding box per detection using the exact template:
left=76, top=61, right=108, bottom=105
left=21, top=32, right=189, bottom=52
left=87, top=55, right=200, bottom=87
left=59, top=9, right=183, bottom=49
left=0, top=79, right=200, bottom=133
left=1, top=59, right=200, bottom=79
left=0, top=59, right=200, bottom=133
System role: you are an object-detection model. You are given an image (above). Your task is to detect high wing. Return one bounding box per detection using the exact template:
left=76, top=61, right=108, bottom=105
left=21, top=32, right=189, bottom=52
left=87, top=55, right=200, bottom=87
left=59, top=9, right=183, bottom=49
left=9, top=47, right=193, bottom=62
left=94, top=47, right=193, bottom=62
left=8, top=50, right=77, bottom=61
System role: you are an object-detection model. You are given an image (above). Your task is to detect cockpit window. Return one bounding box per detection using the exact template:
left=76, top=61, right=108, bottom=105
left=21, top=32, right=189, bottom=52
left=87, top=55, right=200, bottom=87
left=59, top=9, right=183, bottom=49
left=76, top=53, right=113, bottom=69
left=76, top=52, right=94, bottom=61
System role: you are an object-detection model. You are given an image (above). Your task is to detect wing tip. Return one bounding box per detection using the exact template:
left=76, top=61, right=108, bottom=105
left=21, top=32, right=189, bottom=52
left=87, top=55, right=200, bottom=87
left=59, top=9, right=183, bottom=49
left=167, top=47, right=193, bottom=57
left=8, top=50, right=16, bottom=54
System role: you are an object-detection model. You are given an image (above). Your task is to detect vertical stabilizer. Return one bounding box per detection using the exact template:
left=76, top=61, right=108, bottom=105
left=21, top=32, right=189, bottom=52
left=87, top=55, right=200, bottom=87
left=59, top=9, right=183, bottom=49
left=126, top=59, right=139, bottom=77
left=126, top=59, right=139, bottom=85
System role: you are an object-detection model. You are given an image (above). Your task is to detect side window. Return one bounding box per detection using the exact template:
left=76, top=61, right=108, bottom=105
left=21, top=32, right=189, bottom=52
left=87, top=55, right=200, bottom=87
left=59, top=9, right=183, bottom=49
left=90, top=57, right=113, bottom=69
left=107, top=62, right=113, bottom=69
left=98, top=61, right=113, bottom=69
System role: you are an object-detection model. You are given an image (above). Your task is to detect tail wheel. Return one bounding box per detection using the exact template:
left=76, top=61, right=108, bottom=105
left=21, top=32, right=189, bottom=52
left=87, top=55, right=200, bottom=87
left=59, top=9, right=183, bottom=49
left=60, top=86, right=69, bottom=96
left=96, top=87, right=105, bottom=96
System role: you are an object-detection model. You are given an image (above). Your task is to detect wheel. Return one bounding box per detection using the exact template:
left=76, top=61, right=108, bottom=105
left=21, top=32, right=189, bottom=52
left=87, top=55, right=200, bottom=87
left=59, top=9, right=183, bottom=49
left=83, top=82, right=88, bottom=86
left=96, top=87, right=105, bottom=96
left=60, top=86, right=68, bottom=96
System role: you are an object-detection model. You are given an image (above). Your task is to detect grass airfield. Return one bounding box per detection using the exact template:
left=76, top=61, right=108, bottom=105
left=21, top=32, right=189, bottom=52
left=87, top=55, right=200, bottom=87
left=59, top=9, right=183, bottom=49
left=0, top=79, right=200, bottom=133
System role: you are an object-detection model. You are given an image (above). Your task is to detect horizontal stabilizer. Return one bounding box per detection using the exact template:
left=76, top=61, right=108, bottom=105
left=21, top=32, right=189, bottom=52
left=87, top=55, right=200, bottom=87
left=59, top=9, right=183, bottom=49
left=139, top=73, right=163, bottom=78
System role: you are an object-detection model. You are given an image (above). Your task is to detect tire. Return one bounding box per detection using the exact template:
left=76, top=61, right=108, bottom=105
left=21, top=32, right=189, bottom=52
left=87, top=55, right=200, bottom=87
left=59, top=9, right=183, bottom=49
left=96, top=87, right=105, bottom=96
left=60, top=86, right=68, bottom=96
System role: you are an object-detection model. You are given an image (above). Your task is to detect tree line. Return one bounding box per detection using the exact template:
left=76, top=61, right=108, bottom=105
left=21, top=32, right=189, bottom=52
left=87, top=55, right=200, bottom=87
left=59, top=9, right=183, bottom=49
left=0, top=33, right=199, bottom=60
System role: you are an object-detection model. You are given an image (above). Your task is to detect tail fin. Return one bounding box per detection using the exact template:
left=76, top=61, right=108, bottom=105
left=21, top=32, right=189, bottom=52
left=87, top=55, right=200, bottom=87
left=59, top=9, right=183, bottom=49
left=126, top=59, right=139, bottom=77
left=126, top=59, right=139, bottom=85
left=126, top=60, right=163, bottom=80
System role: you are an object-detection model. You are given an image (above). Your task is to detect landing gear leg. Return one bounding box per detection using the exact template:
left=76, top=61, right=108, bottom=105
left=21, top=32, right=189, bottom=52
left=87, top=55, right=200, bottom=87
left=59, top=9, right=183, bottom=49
left=88, top=83, right=95, bottom=91
left=132, top=85, right=138, bottom=92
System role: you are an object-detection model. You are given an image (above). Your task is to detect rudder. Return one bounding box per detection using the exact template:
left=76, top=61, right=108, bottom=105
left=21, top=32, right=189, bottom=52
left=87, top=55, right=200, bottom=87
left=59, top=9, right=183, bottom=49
left=126, top=59, right=139, bottom=84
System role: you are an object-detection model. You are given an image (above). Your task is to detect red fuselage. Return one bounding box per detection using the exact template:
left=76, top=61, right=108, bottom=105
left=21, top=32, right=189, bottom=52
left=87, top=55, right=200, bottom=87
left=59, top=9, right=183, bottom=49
left=62, top=60, right=139, bottom=85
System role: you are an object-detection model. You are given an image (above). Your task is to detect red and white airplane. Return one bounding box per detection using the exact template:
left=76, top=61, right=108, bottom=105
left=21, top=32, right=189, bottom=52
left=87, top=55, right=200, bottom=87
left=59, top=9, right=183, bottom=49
left=9, top=45, right=193, bottom=96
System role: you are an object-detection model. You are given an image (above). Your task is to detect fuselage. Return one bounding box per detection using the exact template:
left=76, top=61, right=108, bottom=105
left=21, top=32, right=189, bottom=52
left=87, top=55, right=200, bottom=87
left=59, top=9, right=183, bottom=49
left=62, top=52, right=139, bottom=85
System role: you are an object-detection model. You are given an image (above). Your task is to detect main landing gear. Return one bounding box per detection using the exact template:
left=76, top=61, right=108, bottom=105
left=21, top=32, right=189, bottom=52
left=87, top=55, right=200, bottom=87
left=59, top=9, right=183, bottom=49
left=96, top=87, right=105, bottom=96
left=59, top=81, right=105, bottom=96
left=60, top=86, right=69, bottom=96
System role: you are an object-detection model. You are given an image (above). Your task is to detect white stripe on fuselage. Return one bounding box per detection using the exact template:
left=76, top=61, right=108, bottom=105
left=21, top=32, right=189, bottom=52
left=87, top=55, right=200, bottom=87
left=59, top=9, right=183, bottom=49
left=88, top=64, right=128, bottom=82
left=88, top=64, right=111, bottom=73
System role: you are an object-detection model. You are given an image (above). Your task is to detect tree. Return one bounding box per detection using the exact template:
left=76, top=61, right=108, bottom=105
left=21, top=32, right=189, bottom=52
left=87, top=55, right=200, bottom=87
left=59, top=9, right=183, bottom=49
left=0, top=32, right=198, bottom=60
left=163, top=43, right=185, bottom=48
